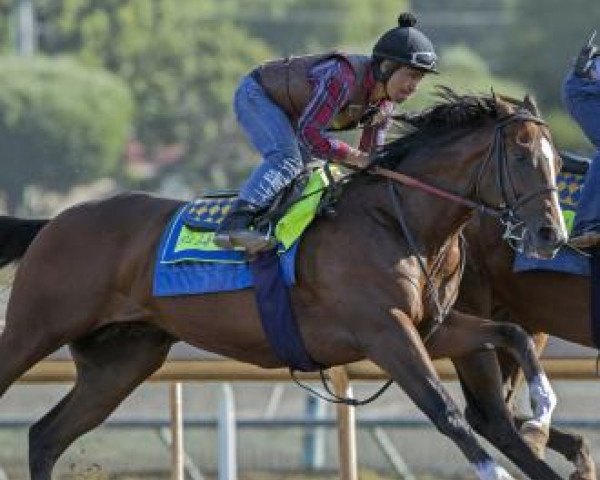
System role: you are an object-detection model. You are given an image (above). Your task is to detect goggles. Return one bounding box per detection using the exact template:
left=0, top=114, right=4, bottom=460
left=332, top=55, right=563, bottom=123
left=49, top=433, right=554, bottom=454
left=402, top=51, right=437, bottom=69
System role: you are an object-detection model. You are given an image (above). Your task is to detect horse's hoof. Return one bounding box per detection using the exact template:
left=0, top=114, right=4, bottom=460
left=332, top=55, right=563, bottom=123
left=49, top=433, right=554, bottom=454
left=520, top=420, right=549, bottom=459
left=570, top=450, right=598, bottom=480
left=570, top=471, right=597, bottom=480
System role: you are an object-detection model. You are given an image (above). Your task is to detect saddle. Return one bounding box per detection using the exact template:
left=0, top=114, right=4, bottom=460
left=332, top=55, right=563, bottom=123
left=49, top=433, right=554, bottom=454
left=181, top=162, right=348, bottom=235
left=560, top=150, right=590, bottom=175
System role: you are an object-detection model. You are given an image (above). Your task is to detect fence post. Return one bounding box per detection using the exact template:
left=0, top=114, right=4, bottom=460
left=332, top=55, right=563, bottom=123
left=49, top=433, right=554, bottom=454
left=170, top=382, right=184, bottom=480
left=329, top=366, right=357, bottom=480
left=218, top=383, right=237, bottom=480
left=303, top=395, right=326, bottom=469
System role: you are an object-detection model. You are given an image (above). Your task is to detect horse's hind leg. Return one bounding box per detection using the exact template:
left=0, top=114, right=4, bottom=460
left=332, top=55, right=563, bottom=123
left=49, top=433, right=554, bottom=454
left=0, top=251, right=112, bottom=396
left=452, top=350, right=568, bottom=479
left=28, top=324, right=173, bottom=480
left=455, top=351, right=597, bottom=480
left=0, top=319, right=72, bottom=398
left=427, top=310, right=556, bottom=451
left=514, top=416, right=597, bottom=479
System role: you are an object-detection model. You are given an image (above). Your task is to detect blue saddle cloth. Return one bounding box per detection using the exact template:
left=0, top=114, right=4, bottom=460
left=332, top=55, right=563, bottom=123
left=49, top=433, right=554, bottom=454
left=152, top=201, right=321, bottom=372
left=513, top=171, right=589, bottom=276
left=513, top=246, right=590, bottom=276
left=153, top=204, right=298, bottom=296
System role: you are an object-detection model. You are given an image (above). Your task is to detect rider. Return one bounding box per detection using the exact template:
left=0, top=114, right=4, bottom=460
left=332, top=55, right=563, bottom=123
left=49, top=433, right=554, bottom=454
left=563, top=31, right=600, bottom=249
left=214, top=12, right=438, bottom=252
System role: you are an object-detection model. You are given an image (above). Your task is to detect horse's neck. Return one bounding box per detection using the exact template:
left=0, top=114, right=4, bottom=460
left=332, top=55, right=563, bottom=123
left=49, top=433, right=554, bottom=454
left=394, top=185, right=472, bottom=256
left=356, top=129, right=490, bottom=256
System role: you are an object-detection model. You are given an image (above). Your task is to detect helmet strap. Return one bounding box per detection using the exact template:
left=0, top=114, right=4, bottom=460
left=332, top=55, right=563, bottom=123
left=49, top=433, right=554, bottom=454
left=373, top=60, right=400, bottom=99
left=374, top=58, right=401, bottom=83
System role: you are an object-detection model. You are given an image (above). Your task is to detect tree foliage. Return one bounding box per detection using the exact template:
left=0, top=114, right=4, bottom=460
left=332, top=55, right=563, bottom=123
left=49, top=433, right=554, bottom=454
left=401, top=45, right=527, bottom=111
left=32, top=0, right=275, bottom=191
left=502, top=0, right=600, bottom=107
left=225, top=0, right=409, bottom=55
left=0, top=55, right=132, bottom=211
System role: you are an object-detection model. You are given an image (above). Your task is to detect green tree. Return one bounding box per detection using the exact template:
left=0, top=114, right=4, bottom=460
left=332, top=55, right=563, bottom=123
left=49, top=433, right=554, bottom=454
left=32, top=0, right=274, bottom=191
left=401, top=45, right=527, bottom=111
left=223, top=0, right=409, bottom=55
left=0, top=55, right=132, bottom=211
left=502, top=0, right=600, bottom=107
left=0, top=0, right=12, bottom=53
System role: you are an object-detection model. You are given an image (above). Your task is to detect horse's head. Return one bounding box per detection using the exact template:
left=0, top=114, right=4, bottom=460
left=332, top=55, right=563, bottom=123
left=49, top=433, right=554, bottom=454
left=379, top=88, right=566, bottom=259
left=476, top=93, right=567, bottom=259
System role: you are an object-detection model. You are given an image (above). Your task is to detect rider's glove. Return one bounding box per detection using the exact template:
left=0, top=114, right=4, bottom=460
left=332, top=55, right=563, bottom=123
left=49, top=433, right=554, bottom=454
left=574, top=36, right=598, bottom=78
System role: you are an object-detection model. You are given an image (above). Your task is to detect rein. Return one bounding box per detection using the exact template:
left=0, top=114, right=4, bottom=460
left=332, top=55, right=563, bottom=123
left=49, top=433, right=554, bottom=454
left=371, top=166, right=504, bottom=217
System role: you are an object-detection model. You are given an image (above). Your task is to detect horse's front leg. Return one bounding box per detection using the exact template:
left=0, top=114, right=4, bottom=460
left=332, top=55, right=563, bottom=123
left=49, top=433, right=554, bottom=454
left=505, top=332, right=550, bottom=413
left=503, top=331, right=553, bottom=459
left=363, top=308, right=515, bottom=480
left=427, top=309, right=557, bottom=454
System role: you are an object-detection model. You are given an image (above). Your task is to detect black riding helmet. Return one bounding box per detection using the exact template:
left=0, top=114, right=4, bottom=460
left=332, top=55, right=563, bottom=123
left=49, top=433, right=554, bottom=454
left=372, top=12, right=438, bottom=82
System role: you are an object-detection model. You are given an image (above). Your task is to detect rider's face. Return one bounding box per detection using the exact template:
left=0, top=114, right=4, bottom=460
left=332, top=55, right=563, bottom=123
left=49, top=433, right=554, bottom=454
left=385, top=66, right=425, bottom=103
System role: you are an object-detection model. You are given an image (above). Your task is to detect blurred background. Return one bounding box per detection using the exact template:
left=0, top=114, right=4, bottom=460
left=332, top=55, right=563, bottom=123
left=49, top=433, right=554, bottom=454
left=1, top=1, right=600, bottom=479
left=0, top=0, right=598, bottom=217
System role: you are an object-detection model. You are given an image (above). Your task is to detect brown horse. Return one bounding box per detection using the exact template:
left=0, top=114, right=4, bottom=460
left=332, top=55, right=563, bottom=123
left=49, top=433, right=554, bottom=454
left=455, top=210, right=598, bottom=480
left=0, top=91, right=566, bottom=480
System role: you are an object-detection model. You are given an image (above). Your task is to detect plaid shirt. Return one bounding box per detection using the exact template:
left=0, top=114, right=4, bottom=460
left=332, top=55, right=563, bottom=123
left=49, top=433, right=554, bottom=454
left=297, top=57, right=394, bottom=160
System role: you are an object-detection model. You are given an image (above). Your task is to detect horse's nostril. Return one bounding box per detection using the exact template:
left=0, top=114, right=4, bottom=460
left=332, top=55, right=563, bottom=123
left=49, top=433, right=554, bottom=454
left=538, top=225, right=562, bottom=245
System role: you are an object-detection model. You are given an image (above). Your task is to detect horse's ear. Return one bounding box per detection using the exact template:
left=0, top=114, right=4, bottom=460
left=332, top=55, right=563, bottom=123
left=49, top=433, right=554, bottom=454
left=494, top=94, right=512, bottom=117
left=523, top=94, right=540, bottom=116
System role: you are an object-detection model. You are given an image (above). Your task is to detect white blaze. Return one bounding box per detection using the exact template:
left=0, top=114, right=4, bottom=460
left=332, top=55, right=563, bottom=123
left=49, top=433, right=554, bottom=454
left=540, top=137, right=568, bottom=238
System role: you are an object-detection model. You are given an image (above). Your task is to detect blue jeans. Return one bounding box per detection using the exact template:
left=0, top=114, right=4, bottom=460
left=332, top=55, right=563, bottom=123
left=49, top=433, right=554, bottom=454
left=234, top=75, right=307, bottom=208
left=562, top=70, right=600, bottom=233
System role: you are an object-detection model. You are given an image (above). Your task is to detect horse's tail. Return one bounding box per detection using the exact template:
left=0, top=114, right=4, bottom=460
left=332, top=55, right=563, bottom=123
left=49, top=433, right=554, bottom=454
left=0, top=216, right=49, bottom=268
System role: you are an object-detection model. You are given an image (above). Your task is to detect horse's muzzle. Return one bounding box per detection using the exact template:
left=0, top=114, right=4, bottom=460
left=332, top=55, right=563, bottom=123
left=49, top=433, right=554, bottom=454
left=524, top=224, right=566, bottom=259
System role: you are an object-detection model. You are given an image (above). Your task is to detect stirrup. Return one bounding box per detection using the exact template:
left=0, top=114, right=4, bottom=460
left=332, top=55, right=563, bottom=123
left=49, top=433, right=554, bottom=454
left=213, top=231, right=235, bottom=250
left=229, top=231, right=277, bottom=254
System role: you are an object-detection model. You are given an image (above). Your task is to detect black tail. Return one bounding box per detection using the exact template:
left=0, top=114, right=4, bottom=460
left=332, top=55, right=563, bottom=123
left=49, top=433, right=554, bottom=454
left=0, top=216, right=49, bottom=268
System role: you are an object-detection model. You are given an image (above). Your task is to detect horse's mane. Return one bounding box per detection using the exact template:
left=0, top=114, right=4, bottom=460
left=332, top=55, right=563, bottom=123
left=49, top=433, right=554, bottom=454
left=375, top=86, right=520, bottom=166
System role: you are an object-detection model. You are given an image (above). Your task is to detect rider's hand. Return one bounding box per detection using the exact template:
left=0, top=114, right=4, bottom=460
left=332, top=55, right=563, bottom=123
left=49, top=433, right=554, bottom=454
left=343, top=148, right=371, bottom=170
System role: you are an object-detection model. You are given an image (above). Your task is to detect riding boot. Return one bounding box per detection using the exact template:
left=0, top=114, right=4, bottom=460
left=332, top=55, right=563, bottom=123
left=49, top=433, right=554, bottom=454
left=213, top=199, right=275, bottom=252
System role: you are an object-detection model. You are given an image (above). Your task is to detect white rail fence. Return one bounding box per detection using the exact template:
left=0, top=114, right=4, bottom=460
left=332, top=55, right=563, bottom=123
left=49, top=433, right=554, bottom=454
left=12, top=357, right=600, bottom=480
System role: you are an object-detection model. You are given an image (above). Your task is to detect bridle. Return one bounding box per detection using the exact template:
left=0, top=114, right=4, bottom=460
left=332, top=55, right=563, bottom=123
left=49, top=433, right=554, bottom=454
left=472, top=110, right=556, bottom=251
